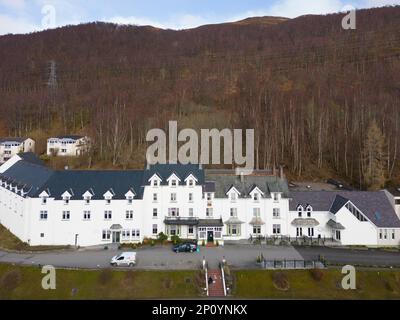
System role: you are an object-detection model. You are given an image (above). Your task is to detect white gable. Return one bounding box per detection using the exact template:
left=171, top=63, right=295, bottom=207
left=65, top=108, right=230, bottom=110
left=82, top=190, right=93, bottom=198
left=184, top=174, right=198, bottom=182
left=103, top=190, right=114, bottom=199
left=148, top=173, right=162, bottom=183
left=61, top=191, right=72, bottom=198
left=226, top=186, right=241, bottom=196
left=125, top=190, right=136, bottom=198
left=39, top=190, right=50, bottom=198
left=167, top=173, right=181, bottom=182
left=249, top=186, right=264, bottom=196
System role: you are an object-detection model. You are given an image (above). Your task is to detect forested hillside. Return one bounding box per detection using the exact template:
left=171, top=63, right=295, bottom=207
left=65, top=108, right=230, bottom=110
left=0, top=6, right=400, bottom=188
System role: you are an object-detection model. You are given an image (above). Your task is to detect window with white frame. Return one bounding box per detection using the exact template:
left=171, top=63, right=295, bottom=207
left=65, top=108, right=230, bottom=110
left=132, top=229, right=140, bottom=238
left=188, top=193, right=193, bottom=202
left=170, top=193, right=177, bottom=202
left=168, top=208, right=179, bottom=217
left=126, top=210, right=133, bottom=220
left=40, top=210, right=48, bottom=220
left=253, top=208, right=260, bottom=217
left=171, top=179, right=177, bottom=187
left=188, top=208, right=194, bottom=217
left=308, top=227, right=314, bottom=237
left=188, top=226, right=194, bottom=235
left=102, top=230, right=111, bottom=240
left=253, top=225, right=261, bottom=234
left=273, top=193, right=279, bottom=202
left=83, top=210, right=91, bottom=220
left=85, top=197, right=91, bottom=205
left=153, top=208, right=158, bottom=218
left=127, top=197, right=133, bottom=205
left=104, top=210, right=112, bottom=220
left=152, top=224, right=158, bottom=235
left=297, top=206, right=303, bottom=217
left=228, top=224, right=240, bottom=236
left=207, top=193, right=212, bottom=201
left=306, top=206, right=312, bottom=217
left=273, top=224, right=281, bottom=234
left=230, top=193, right=237, bottom=201
left=296, top=227, right=303, bottom=237
left=188, top=179, right=194, bottom=187
left=62, top=211, right=70, bottom=221
left=64, top=196, right=70, bottom=205
left=230, top=208, right=237, bottom=217
left=206, top=208, right=213, bottom=217
left=41, top=196, right=47, bottom=205
left=153, top=193, right=158, bottom=202
left=392, top=229, right=396, bottom=240
left=153, top=179, right=159, bottom=187
left=253, top=193, right=260, bottom=202
left=273, top=208, right=280, bottom=219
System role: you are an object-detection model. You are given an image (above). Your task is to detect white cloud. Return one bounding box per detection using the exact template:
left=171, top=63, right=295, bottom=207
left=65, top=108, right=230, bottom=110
left=0, top=14, right=40, bottom=35
left=108, top=14, right=213, bottom=30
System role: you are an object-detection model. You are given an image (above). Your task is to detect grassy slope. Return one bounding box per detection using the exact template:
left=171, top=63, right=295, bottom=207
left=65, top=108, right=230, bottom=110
left=0, top=224, right=69, bottom=251
left=234, top=269, right=400, bottom=299
left=0, top=264, right=201, bottom=299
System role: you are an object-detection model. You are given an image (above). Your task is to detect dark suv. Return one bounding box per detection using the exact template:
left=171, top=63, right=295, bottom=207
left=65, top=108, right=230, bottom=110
left=173, top=243, right=197, bottom=253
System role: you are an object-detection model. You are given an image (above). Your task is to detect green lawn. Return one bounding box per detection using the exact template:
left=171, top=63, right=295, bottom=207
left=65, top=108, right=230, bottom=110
left=234, top=269, right=400, bottom=299
left=0, top=224, right=69, bottom=252
left=0, top=264, right=202, bottom=299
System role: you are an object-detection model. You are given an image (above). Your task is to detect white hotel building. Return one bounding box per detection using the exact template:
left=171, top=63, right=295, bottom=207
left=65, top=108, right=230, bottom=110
left=0, top=153, right=399, bottom=247
left=0, top=138, right=35, bottom=164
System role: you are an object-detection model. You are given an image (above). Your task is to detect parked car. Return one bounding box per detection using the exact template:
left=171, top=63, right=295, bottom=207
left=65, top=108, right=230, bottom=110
left=173, top=243, right=197, bottom=253
left=110, top=252, right=136, bottom=267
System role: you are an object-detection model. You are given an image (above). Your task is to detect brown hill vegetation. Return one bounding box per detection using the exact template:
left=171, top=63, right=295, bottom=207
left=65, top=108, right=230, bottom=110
left=0, top=6, right=400, bottom=188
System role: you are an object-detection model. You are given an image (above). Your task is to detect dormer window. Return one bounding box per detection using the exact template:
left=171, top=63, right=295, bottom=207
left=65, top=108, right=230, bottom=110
left=153, top=180, right=159, bottom=187
left=103, top=190, right=114, bottom=204
left=188, top=180, right=194, bottom=187
left=64, top=197, right=70, bottom=204
left=83, top=191, right=93, bottom=204
left=230, top=193, right=237, bottom=201
left=297, top=205, right=303, bottom=218
left=273, top=193, right=279, bottom=202
left=254, top=193, right=260, bottom=202
left=125, top=190, right=136, bottom=204
left=171, top=180, right=177, bottom=187
left=42, top=197, right=47, bottom=205
left=207, top=193, right=212, bottom=201
left=306, top=205, right=313, bottom=217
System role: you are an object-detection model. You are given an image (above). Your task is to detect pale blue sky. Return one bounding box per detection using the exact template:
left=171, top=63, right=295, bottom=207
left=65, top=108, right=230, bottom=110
left=0, top=0, right=399, bottom=35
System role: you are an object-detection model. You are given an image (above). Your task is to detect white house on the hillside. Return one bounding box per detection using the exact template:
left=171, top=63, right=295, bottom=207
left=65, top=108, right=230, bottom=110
left=0, top=138, right=35, bottom=164
left=47, top=135, right=90, bottom=157
left=0, top=153, right=399, bottom=247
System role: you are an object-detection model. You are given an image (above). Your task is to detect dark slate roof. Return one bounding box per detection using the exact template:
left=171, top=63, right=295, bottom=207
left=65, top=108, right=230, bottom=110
left=18, top=152, right=44, bottom=166
left=0, top=160, right=54, bottom=196
left=54, top=135, right=85, bottom=140
left=204, top=181, right=216, bottom=193
left=143, top=163, right=204, bottom=186
left=290, top=191, right=400, bottom=228
left=205, top=171, right=289, bottom=198
left=0, top=137, right=27, bottom=144
left=40, top=170, right=144, bottom=200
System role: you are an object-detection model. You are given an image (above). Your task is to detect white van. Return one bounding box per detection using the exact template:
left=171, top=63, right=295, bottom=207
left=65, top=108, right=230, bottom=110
left=110, top=252, right=137, bottom=267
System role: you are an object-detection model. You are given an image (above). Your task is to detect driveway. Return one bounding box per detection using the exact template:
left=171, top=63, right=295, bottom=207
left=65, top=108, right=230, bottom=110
left=295, top=246, right=400, bottom=267
left=0, top=244, right=302, bottom=270
left=0, top=245, right=399, bottom=270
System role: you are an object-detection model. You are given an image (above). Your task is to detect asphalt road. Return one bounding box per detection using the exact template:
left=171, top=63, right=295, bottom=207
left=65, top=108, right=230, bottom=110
left=295, top=246, right=400, bottom=267
left=0, top=244, right=302, bottom=270
left=0, top=245, right=399, bottom=270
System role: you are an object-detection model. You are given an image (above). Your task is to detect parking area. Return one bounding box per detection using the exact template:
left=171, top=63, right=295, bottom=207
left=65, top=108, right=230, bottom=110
left=0, top=244, right=399, bottom=270
left=0, top=244, right=302, bottom=270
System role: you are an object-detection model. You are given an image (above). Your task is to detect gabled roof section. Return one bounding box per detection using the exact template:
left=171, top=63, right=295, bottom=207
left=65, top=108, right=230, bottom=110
left=226, top=185, right=241, bottom=196
left=184, top=173, right=198, bottom=182
left=166, top=172, right=182, bottom=182
left=1, top=160, right=54, bottom=197
left=143, top=163, right=205, bottom=186
left=290, top=191, right=400, bottom=228
left=249, top=185, right=264, bottom=196
left=205, top=171, right=289, bottom=198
